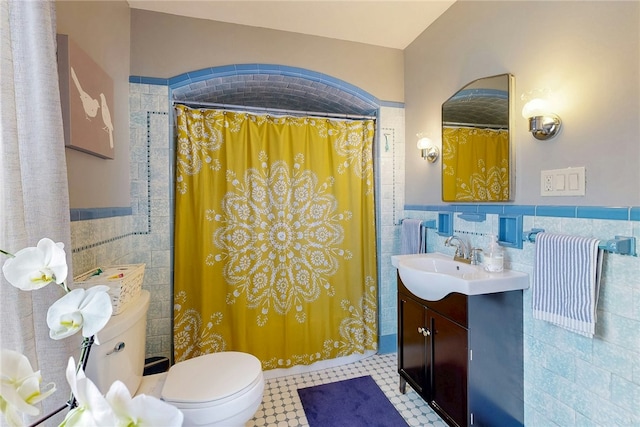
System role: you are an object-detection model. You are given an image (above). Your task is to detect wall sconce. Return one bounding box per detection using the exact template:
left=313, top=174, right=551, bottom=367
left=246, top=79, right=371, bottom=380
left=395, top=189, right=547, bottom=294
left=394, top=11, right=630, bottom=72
left=521, top=90, right=562, bottom=140
left=416, top=134, right=439, bottom=163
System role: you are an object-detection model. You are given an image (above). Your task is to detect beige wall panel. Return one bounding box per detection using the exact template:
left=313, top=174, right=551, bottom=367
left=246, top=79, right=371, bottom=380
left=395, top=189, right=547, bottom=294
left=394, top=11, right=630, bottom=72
left=130, top=9, right=404, bottom=103
left=404, top=1, right=639, bottom=206
left=56, top=0, right=131, bottom=209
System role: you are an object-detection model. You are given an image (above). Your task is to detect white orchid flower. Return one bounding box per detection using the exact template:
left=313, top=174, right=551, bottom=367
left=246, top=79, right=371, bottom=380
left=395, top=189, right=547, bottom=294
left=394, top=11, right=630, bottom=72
left=0, top=349, right=56, bottom=427
left=47, top=286, right=113, bottom=340
left=106, top=380, right=184, bottom=427
left=60, top=357, right=117, bottom=427
left=1, top=238, right=68, bottom=291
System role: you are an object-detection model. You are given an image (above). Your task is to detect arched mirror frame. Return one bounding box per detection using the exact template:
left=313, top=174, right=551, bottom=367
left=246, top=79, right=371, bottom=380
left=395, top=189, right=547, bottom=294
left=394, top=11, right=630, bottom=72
left=441, top=73, right=515, bottom=202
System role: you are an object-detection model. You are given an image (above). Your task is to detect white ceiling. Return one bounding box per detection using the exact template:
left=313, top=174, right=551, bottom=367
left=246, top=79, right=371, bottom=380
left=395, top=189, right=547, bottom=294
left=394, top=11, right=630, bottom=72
left=127, top=0, right=456, bottom=49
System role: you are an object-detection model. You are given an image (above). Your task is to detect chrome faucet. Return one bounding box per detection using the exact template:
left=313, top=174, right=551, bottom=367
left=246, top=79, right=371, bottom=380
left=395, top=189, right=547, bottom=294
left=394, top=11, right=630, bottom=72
left=444, top=235, right=469, bottom=263
left=469, top=248, right=483, bottom=265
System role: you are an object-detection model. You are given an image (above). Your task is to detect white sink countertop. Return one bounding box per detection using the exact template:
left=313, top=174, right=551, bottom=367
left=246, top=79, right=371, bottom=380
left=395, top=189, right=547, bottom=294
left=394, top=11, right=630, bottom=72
left=391, top=252, right=530, bottom=301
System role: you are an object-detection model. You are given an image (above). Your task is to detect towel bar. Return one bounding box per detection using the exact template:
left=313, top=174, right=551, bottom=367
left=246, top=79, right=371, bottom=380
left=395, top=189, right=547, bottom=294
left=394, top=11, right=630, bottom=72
left=522, top=229, right=637, bottom=256
left=401, top=219, right=436, bottom=229
left=422, top=220, right=436, bottom=229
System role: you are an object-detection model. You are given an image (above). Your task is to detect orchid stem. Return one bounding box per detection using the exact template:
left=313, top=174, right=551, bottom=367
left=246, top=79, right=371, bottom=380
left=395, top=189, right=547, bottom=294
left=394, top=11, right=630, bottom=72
left=0, top=248, right=14, bottom=257
left=59, top=281, right=70, bottom=293
left=78, top=336, right=94, bottom=372
left=68, top=336, right=95, bottom=409
left=26, top=402, right=71, bottom=427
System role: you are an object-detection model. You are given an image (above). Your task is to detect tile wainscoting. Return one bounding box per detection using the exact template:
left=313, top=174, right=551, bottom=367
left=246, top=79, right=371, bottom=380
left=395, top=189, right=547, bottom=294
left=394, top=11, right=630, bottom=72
left=393, top=205, right=640, bottom=426
left=71, top=77, right=638, bottom=425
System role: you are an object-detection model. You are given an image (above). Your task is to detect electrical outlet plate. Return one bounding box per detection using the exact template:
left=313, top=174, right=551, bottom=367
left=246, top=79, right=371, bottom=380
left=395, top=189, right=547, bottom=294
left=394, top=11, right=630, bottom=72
left=540, top=167, right=585, bottom=196
left=543, top=174, right=553, bottom=192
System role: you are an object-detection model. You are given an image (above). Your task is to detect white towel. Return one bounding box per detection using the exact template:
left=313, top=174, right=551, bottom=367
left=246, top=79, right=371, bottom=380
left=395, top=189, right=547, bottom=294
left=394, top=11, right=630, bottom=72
left=532, top=232, right=603, bottom=338
left=400, top=219, right=423, bottom=254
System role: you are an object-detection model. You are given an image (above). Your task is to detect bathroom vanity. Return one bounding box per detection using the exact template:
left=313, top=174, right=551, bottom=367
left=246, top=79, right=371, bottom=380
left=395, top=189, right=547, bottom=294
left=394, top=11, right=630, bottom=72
left=397, top=277, right=524, bottom=427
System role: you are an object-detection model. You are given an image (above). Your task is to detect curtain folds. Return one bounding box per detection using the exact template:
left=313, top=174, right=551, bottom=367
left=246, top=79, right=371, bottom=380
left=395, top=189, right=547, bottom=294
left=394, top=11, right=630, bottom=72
left=0, top=1, right=75, bottom=425
left=173, top=105, right=377, bottom=369
left=442, top=127, right=509, bottom=201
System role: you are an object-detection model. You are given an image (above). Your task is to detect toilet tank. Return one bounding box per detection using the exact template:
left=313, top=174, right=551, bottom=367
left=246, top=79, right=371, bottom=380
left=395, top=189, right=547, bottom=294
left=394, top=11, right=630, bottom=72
left=85, top=290, right=150, bottom=395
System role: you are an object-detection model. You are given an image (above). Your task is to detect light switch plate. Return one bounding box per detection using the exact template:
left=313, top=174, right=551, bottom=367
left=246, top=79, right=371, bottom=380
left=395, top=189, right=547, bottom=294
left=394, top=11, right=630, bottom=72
left=541, top=167, right=586, bottom=196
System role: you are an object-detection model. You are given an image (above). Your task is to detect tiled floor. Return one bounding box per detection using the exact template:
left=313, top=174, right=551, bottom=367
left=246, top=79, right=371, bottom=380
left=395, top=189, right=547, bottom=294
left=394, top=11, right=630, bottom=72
left=247, top=353, right=447, bottom=427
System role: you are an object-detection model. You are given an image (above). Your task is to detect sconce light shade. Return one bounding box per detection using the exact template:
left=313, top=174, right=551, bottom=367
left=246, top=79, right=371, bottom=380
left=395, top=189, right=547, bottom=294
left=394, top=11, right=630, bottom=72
left=416, top=136, right=439, bottom=163
left=416, top=137, right=431, bottom=150
left=521, top=98, right=551, bottom=119
left=521, top=92, right=562, bottom=141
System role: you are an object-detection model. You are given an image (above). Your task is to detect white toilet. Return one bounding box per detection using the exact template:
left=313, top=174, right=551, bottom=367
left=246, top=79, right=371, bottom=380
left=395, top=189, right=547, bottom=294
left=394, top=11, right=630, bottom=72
left=85, top=290, right=265, bottom=427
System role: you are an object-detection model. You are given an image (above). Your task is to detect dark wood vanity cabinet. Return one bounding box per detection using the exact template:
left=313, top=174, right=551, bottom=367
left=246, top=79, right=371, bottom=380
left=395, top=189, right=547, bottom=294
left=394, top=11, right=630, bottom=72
left=398, top=277, right=524, bottom=427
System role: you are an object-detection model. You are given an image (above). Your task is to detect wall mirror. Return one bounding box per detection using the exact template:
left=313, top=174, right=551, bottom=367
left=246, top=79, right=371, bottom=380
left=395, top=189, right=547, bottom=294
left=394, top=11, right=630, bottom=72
left=441, top=73, right=514, bottom=202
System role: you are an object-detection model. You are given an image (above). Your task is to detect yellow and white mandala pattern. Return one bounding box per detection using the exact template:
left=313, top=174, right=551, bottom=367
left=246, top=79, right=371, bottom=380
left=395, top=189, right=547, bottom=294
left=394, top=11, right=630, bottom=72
left=205, top=152, right=352, bottom=326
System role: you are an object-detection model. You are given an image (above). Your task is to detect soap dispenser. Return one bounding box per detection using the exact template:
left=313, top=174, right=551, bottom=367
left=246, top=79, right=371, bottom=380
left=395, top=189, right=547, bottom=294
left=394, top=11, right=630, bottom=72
left=484, top=234, right=504, bottom=272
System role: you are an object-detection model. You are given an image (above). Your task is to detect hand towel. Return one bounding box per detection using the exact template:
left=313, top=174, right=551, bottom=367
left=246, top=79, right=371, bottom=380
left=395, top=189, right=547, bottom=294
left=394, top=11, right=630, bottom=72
left=400, top=219, right=423, bottom=254
left=532, top=232, right=603, bottom=338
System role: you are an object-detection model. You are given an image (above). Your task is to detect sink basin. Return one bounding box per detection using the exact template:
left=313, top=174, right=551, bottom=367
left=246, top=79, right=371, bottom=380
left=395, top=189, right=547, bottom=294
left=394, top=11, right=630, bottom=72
left=391, top=253, right=529, bottom=301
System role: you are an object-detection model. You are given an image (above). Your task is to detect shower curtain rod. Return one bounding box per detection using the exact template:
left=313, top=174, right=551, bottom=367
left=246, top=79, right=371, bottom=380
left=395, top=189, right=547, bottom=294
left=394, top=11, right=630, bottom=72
left=443, top=121, right=507, bottom=130
left=172, top=100, right=377, bottom=121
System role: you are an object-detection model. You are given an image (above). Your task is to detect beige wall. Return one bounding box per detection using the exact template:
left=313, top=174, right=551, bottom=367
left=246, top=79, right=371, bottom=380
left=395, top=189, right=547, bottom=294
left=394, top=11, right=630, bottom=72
left=130, top=9, right=404, bottom=103
left=57, top=4, right=404, bottom=208
left=56, top=0, right=131, bottom=209
left=404, top=1, right=639, bottom=206
left=56, top=1, right=639, bottom=209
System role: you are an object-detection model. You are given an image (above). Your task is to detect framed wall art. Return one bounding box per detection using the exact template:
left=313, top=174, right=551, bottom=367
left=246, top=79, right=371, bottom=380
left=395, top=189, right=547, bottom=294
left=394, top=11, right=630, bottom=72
left=57, top=34, right=115, bottom=159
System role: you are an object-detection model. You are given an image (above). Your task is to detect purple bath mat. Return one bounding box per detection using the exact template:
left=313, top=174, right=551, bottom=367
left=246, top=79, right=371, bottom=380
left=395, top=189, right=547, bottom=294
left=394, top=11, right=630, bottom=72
left=297, top=375, right=409, bottom=427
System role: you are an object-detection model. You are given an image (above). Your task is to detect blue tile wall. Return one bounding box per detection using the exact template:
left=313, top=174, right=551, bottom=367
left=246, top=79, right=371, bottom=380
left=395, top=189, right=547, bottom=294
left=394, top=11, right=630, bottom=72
left=70, top=206, right=132, bottom=221
left=71, top=83, right=172, bottom=362
left=402, top=204, right=640, bottom=426
left=405, top=203, right=638, bottom=221
left=130, top=64, right=380, bottom=117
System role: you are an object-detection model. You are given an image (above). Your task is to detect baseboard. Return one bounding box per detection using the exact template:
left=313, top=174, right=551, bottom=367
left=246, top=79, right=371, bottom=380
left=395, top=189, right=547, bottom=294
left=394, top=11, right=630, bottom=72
left=378, top=334, right=397, bottom=354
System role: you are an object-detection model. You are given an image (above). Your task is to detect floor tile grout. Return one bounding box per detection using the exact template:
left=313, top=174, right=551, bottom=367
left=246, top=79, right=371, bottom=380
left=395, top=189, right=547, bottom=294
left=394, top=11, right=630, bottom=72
left=247, top=353, right=447, bottom=427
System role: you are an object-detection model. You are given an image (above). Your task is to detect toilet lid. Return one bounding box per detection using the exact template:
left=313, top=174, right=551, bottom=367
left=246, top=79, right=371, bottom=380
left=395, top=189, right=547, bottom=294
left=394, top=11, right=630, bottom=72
left=161, top=352, right=262, bottom=404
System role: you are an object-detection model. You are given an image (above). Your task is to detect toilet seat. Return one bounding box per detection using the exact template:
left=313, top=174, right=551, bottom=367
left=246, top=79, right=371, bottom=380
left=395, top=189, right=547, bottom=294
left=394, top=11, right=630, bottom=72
left=160, top=352, right=264, bottom=426
left=161, top=351, right=263, bottom=406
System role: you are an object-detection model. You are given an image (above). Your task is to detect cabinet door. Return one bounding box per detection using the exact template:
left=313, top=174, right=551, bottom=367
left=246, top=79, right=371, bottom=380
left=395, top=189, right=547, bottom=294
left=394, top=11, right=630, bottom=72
left=398, top=295, right=429, bottom=396
left=430, top=310, right=468, bottom=427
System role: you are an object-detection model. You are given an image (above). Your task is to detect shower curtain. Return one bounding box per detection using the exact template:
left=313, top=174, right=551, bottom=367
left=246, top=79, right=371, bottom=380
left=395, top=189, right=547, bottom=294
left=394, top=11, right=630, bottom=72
left=173, top=105, right=377, bottom=369
left=442, top=127, right=509, bottom=201
left=1, top=1, right=76, bottom=425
